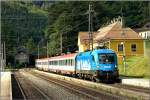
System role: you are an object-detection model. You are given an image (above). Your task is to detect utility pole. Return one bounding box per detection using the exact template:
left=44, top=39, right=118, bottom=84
left=88, top=4, right=94, bottom=51
left=0, top=39, right=1, bottom=72
left=38, top=44, right=39, bottom=59
left=4, top=42, right=6, bottom=69
left=121, top=11, right=126, bottom=74
left=60, top=33, right=62, bottom=54
left=1, top=43, right=3, bottom=71
left=47, top=41, right=49, bottom=58
left=60, top=13, right=65, bottom=55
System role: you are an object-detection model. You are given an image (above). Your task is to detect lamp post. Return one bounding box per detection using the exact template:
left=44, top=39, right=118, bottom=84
left=37, top=38, right=43, bottom=59
left=46, top=41, right=49, bottom=58
left=121, top=41, right=126, bottom=74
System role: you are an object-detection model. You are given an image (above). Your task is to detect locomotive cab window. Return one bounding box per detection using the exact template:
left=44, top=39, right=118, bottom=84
left=99, top=54, right=115, bottom=64
left=92, top=56, right=95, bottom=62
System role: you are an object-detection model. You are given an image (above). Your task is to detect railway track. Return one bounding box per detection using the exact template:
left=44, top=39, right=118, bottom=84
left=15, top=68, right=149, bottom=100
left=11, top=73, right=27, bottom=100
left=30, top=69, right=150, bottom=100
left=28, top=71, right=129, bottom=100
left=12, top=71, right=51, bottom=100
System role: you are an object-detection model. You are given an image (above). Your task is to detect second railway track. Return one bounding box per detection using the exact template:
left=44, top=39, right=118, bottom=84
left=12, top=71, right=52, bottom=100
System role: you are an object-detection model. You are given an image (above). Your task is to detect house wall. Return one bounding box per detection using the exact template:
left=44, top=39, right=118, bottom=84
left=78, top=38, right=144, bottom=64
left=109, top=39, right=144, bottom=64
left=79, top=44, right=88, bottom=52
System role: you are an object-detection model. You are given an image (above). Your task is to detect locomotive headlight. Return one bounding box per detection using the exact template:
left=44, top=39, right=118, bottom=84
left=97, top=66, right=99, bottom=68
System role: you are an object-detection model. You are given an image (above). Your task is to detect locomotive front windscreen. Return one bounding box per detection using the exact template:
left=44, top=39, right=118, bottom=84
left=99, top=53, right=115, bottom=64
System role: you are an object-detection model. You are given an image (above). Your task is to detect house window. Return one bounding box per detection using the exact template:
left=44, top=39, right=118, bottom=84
left=118, top=44, right=123, bottom=52
left=131, top=44, right=136, bottom=52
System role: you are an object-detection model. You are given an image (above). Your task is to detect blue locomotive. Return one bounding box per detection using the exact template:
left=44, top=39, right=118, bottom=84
left=36, top=49, right=119, bottom=82
left=76, top=49, right=119, bottom=82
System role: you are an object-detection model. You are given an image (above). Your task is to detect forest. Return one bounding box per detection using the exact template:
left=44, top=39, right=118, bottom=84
left=1, top=1, right=149, bottom=65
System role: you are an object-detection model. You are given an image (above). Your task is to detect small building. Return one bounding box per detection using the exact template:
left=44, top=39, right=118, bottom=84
left=78, top=32, right=98, bottom=52
left=139, top=30, right=150, bottom=39
left=135, top=22, right=150, bottom=39
left=78, top=17, right=144, bottom=64
left=15, top=48, right=29, bottom=65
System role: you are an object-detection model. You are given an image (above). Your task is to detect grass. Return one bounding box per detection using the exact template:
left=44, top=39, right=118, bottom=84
left=119, top=56, right=150, bottom=78
left=119, top=40, right=150, bottom=78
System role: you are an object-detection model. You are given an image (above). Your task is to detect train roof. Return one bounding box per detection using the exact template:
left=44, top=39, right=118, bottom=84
left=36, top=53, right=77, bottom=61
left=92, top=49, right=115, bottom=54
left=77, top=49, right=116, bottom=57
left=36, top=49, right=115, bottom=61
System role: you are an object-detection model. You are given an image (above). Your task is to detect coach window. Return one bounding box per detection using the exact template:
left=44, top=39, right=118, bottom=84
left=69, top=59, right=70, bottom=66
left=67, top=60, right=69, bottom=66
left=69, top=59, right=71, bottom=66
left=64, top=60, right=66, bottom=65
left=55, top=61, right=57, bottom=65
left=66, top=60, right=67, bottom=66
left=61, top=60, right=63, bottom=65
left=72, top=60, right=74, bottom=65
left=59, top=60, right=60, bottom=65
left=62, top=60, right=64, bottom=65
left=64, top=60, right=65, bottom=65
left=70, top=59, right=72, bottom=66
left=131, top=44, right=136, bottom=52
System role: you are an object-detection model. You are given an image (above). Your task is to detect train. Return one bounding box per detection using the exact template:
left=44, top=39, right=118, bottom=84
left=35, top=49, right=119, bottom=82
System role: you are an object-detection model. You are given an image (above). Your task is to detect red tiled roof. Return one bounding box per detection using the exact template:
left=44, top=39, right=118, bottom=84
left=95, top=21, right=142, bottom=41
left=78, top=21, right=143, bottom=45
left=78, top=32, right=97, bottom=44
left=37, top=53, right=77, bottom=61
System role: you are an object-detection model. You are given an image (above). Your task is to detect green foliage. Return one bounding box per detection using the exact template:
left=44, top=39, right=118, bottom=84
left=1, top=1, right=48, bottom=64
left=2, top=1, right=149, bottom=64
left=46, top=1, right=149, bottom=56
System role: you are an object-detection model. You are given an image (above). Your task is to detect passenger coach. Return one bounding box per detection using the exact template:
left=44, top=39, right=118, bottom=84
left=36, top=53, right=77, bottom=75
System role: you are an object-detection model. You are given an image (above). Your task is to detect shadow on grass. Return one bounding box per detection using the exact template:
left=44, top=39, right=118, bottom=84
left=120, top=75, right=144, bottom=79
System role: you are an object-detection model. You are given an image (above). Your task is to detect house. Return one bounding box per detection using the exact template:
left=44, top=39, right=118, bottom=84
left=78, top=17, right=144, bottom=64
left=139, top=30, right=150, bottom=39
left=78, top=32, right=98, bottom=52
left=15, top=48, right=29, bottom=65
left=135, top=22, right=150, bottom=39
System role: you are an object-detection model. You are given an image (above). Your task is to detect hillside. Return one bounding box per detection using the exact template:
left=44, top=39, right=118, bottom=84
left=1, top=1, right=149, bottom=65
left=1, top=1, right=48, bottom=64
